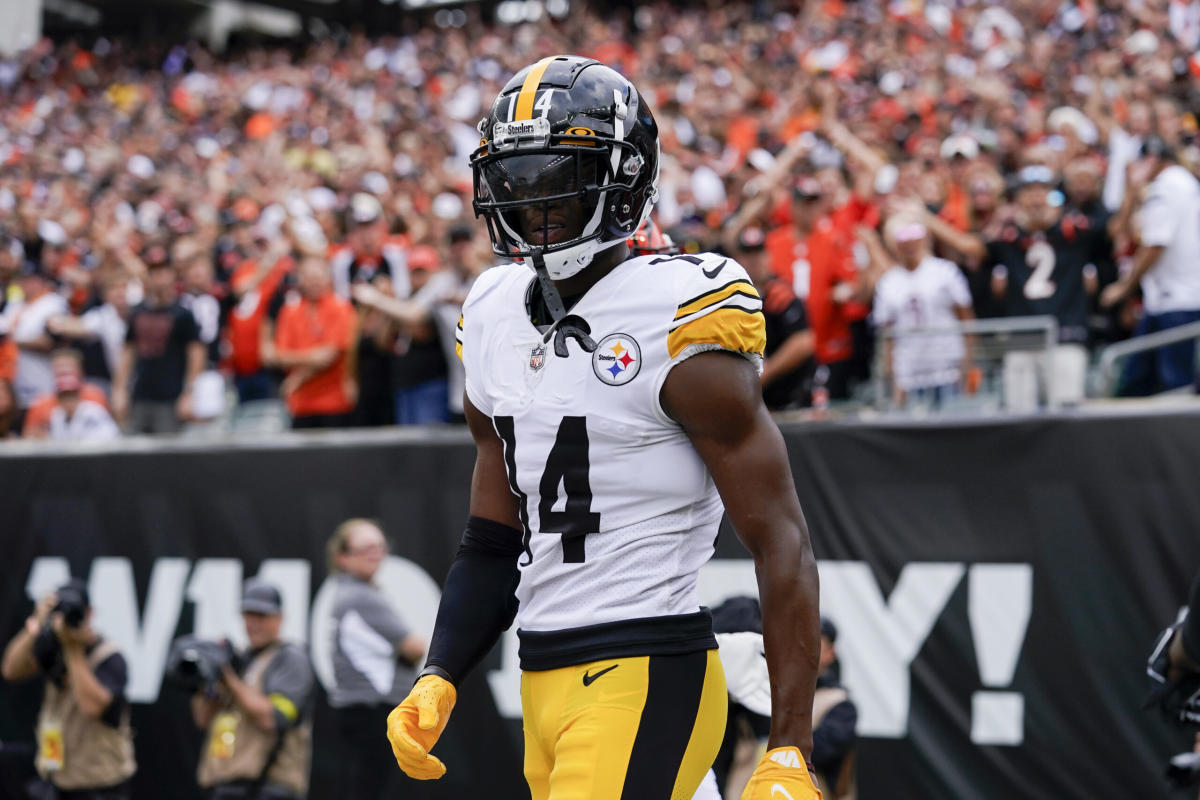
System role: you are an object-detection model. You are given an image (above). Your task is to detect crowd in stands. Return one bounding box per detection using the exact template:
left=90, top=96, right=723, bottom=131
left=2, top=0, right=1199, bottom=440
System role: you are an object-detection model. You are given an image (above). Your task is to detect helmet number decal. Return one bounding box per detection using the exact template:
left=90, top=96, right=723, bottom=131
left=534, top=89, right=555, bottom=119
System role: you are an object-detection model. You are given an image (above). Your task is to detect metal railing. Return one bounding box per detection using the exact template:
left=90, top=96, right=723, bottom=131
left=1095, top=319, right=1200, bottom=396
left=872, top=315, right=1060, bottom=414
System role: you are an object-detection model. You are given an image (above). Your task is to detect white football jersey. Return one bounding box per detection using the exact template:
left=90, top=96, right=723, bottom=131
left=457, top=252, right=765, bottom=643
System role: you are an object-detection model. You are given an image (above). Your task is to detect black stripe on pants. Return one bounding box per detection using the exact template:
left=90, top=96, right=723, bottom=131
left=620, top=650, right=708, bottom=799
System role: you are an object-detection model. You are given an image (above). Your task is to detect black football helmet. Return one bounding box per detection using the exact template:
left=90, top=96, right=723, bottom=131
left=471, top=55, right=660, bottom=280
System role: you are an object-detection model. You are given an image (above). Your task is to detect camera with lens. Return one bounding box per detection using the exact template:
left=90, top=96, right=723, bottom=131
left=165, top=635, right=236, bottom=692
left=53, top=583, right=89, bottom=629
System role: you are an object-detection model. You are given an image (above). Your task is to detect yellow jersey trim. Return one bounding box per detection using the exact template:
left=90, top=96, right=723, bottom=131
left=674, top=280, right=759, bottom=320
left=668, top=306, right=766, bottom=360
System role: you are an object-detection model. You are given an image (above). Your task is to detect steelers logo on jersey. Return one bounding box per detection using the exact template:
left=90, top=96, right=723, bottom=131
left=592, top=334, right=641, bottom=386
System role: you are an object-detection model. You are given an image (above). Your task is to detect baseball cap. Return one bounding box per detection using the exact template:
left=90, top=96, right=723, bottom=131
left=349, top=193, right=383, bottom=225
left=448, top=224, right=473, bottom=244
left=736, top=226, right=766, bottom=253
left=892, top=222, right=927, bottom=243
left=940, top=134, right=979, bottom=161
left=793, top=177, right=823, bottom=200
left=820, top=616, right=838, bottom=643
left=1016, top=164, right=1056, bottom=188
left=37, top=219, right=68, bottom=248
left=230, top=197, right=260, bottom=225
left=241, top=579, right=283, bottom=615
left=407, top=244, right=441, bottom=272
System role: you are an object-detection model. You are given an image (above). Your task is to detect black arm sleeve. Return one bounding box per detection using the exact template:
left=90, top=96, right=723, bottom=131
left=422, top=516, right=523, bottom=686
left=1183, top=569, right=1200, bottom=666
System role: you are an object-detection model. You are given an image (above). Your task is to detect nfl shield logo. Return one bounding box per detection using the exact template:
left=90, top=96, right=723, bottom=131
left=529, top=345, right=546, bottom=371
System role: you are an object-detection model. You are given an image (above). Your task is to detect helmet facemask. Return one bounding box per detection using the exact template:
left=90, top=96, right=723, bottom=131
left=470, top=95, right=657, bottom=281
left=472, top=125, right=657, bottom=280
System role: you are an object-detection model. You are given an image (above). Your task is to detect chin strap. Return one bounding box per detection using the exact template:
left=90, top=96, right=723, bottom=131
left=530, top=248, right=597, bottom=358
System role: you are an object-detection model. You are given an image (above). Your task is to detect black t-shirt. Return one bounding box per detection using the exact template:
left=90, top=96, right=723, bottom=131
left=392, top=328, right=448, bottom=389
left=760, top=278, right=813, bottom=409
left=125, top=301, right=200, bottom=401
left=984, top=212, right=1115, bottom=343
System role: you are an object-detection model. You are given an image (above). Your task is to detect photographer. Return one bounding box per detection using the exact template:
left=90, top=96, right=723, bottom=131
left=0, top=579, right=136, bottom=800
left=192, top=580, right=314, bottom=800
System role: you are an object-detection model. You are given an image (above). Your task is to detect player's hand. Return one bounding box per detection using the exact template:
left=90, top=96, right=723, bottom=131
left=740, top=747, right=823, bottom=800
left=387, top=675, right=457, bottom=780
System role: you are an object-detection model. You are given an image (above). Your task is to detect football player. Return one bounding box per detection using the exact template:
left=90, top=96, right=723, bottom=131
left=386, top=55, right=823, bottom=800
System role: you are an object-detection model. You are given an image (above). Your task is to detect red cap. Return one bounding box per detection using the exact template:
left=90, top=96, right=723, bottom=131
left=407, top=245, right=441, bottom=272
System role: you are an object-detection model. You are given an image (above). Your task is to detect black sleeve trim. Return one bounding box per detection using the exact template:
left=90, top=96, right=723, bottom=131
left=423, top=517, right=522, bottom=686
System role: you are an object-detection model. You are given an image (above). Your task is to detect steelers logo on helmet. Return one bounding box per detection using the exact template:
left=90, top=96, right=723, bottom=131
left=592, top=334, right=641, bottom=386
left=470, top=55, right=661, bottom=282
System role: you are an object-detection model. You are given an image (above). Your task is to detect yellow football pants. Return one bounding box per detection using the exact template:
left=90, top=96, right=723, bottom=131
left=521, top=649, right=727, bottom=800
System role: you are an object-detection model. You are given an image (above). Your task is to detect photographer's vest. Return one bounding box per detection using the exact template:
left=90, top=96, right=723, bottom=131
left=813, top=685, right=857, bottom=800
left=197, top=642, right=312, bottom=795
left=35, top=640, right=136, bottom=791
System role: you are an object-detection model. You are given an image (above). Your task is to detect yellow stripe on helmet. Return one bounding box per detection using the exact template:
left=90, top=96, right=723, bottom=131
left=514, top=57, right=556, bottom=121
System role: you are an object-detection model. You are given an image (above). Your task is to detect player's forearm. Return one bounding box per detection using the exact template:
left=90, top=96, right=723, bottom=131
left=754, top=525, right=821, bottom=755
left=423, top=517, right=523, bottom=686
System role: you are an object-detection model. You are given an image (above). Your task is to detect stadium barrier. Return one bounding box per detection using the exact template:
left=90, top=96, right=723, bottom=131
left=1096, top=318, right=1200, bottom=396
left=2, top=414, right=1199, bottom=800
left=871, top=315, right=1063, bottom=415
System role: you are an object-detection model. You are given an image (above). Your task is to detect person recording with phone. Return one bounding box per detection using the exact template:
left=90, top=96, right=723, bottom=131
left=0, top=579, right=136, bottom=800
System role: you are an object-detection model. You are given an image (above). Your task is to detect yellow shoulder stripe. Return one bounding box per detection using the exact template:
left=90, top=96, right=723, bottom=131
left=674, top=280, right=759, bottom=320
left=455, top=315, right=464, bottom=362
left=668, top=306, right=766, bottom=359
left=269, top=693, right=299, bottom=723
left=514, top=57, right=556, bottom=121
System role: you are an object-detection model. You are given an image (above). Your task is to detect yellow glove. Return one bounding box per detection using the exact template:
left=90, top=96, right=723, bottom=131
left=740, top=747, right=823, bottom=800
left=386, top=675, right=457, bottom=780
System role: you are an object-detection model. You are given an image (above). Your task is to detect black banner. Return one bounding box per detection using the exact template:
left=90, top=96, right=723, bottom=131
left=1, top=414, right=1198, bottom=800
